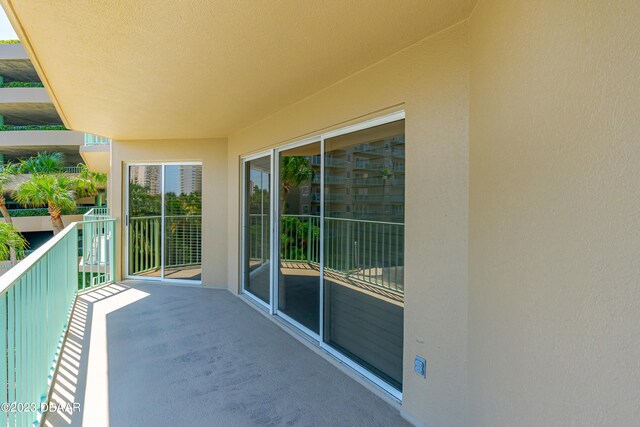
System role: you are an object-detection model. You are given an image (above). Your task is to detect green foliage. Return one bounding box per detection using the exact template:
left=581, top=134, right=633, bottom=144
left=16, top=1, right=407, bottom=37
left=279, top=216, right=320, bottom=261
left=78, top=164, right=107, bottom=187
left=0, top=125, right=67, bottom=131
left=18, top=151, right=65, bottom=174
left=165, top=191, right=202, bottom=216
left=280, top=156, right=314, bottom=192
left=7, top=206, right=94, bottom=217
left=0, top=163, right=18, bottom=190
left=13, top=174, right=76, bottom=213
left=1, top=82, right=43, bottom=88
left=0, top=222, right=27, bottom=261
left=0, top=40, right=20, bottom=44
left=280, top=156, right=314, bottom=212
left=128, top=183, right=161, bottom=217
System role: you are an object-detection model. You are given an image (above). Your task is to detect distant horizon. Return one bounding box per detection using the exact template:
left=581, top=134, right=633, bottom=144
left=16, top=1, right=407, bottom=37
left=0, top=7, right=18, bottom=40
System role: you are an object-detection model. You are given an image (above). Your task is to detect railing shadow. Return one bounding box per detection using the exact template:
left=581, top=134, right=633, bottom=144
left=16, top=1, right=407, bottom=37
left=43, top=283, right=148, bottom=427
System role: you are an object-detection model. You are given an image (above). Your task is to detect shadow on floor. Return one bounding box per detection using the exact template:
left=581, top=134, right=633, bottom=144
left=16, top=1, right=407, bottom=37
left=44, top=281, right=409, bottom=427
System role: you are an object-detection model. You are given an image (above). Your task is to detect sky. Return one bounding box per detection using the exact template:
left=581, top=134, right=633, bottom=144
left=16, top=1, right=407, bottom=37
left=0, top=8, right=18, bottom=40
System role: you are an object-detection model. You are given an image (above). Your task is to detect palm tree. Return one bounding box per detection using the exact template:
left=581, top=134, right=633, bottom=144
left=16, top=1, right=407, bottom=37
left=280, top=156, right=314, bottom=213
left=12, top=153, right=106, bottom=234
left=0, top=163, right=20, bottom=260
left=13, top=174, right=76, bottom=234
left=0, top=222, right=27, bottom=262
left=0, top=163, right=18, bottom=224
left=18, top=151, right=64, bottom=174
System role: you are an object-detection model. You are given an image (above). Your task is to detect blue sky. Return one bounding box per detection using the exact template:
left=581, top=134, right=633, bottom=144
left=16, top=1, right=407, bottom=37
left=0, top=8, right=18, bottom=40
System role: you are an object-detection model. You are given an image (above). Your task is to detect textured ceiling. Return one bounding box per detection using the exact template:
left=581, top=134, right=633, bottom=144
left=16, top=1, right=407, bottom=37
left=1, top=0, right=476, bottom=140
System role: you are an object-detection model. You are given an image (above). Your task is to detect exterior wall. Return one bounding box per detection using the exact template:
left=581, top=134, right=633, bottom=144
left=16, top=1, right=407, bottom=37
left=0, top=130, right=82, bottom=146
left=227, top=22, right=469, bottom=426
left=0, top=87, right=50, bottom=103
left=0, top=43, right=29, bottom=60
left=109, top=138, right=228, bottom=287
left=468, top=1, right=640, bottom=425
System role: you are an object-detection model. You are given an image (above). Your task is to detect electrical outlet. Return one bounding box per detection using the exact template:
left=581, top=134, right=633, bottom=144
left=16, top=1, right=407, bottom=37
left=414, top=355, right=426, bottom=378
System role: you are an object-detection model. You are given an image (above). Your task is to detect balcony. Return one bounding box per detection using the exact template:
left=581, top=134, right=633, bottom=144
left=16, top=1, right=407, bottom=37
left=79, top=134, right=110, bottom=174
left=0, top=129, right=83, bottom=148
left=0, top=216, right=408, bottom=427
left=83, top=133, right=111, bottom=146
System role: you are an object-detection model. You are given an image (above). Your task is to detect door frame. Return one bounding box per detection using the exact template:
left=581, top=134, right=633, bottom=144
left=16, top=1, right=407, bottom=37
left=124, top=161, right=203, bottom=284
left=240, top=151, right=274, bottom=311
left=272, top=136, right=323, bottom=341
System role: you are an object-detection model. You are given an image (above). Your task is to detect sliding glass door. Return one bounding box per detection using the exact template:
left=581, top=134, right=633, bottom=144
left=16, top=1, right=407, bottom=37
left=240, top=113, right=405, bottom=396
left=323, top=119, right=405, bottom=391
left=126, top=163, right=202, bottom=283
left=277, top=141, right=321, bottom=335
left=242, top=154, right=272, bottom=305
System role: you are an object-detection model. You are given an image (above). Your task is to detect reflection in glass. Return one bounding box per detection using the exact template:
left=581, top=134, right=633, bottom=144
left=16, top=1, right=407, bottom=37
left=323, top=120, right=405, bottom=390
left=278, top=142, right=320, bottom=333
left=244, top=156, right=271, bottom=303
left=164, top=165, right=202, bottom=280
left=128, top=165, right=162, bottom=277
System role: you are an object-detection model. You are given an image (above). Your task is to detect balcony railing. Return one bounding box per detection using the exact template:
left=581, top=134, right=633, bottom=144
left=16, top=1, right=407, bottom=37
left=0, top=216, right=115, bottom=425
left=249, top=214, right=404, bottom=293
left=128, top=215, right=202, bottom=275
left=84, top=133, right=111, bottom=146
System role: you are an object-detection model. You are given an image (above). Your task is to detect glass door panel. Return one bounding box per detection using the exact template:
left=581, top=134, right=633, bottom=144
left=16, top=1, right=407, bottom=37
left=164, top=165, right=202, bottom=281
left=128, top=165, right=162, bottom=278
left=323, top=119, right=405, bottom=391
left=243, top=155, right=271, bottom=304
left=277, top=142, right=321, bottom=334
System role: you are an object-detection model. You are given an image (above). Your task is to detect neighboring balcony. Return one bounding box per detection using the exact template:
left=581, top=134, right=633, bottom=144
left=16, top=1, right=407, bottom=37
left=0, top=213, right=408, bottom=427
left=0, top=86, right=51, bottom=104
left=0, top=128, right=83, bottom=147
left=80, top=133, right=110, bottom=173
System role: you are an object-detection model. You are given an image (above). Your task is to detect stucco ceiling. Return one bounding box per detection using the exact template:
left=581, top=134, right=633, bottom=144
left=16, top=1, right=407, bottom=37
left=1, top=0, right=476, bottom=140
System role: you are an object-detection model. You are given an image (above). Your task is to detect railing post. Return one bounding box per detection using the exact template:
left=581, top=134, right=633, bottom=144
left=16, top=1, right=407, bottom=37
left=110, top=219, right=116, bottom=283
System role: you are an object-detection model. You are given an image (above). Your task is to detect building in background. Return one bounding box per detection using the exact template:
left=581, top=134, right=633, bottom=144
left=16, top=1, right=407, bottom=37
left=0, top=41, right=103, bottom=248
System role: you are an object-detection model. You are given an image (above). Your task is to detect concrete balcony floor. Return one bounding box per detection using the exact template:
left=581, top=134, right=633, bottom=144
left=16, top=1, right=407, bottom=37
left=44, top=281, right=409, bottom=427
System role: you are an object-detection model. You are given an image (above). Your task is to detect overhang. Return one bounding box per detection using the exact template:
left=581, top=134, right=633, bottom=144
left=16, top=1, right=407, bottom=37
left=0, top=0, right=476, bottom=140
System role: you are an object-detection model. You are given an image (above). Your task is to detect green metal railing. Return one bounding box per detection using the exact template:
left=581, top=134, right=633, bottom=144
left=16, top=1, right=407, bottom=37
left=250, top=214, right=404, bottom=293
left=83, top=133, right=111, bottom=146
left=324, top=217, right=404, bottom=293
left=128, top=215, right=202, bottom=275
left=0, top=217, right=115, bottom=426
left=83, top=206, right=109, bottom=220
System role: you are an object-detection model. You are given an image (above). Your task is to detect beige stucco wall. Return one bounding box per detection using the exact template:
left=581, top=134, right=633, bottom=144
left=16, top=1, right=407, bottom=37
left=227, top=22, right=470, bottom=426
left=468, top=1, right=640, bottom=425
left=109, top=138, right=228, bottom=287
left=98, top=2, right=640, bottom=425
